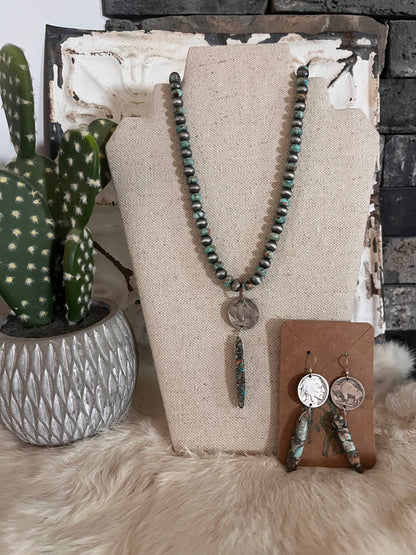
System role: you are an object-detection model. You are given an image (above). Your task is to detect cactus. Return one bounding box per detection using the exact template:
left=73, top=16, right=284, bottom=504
left=0, top=170, right=54, bottom=326
left=63, top=227, right=95, bottom=322
left=88, top=118, right=117, bottom=188
left=0, top=44, right=118, bottom=328
left=58, top=129, right=100, bottom=229
left=0, top=44, right=35, bottom=158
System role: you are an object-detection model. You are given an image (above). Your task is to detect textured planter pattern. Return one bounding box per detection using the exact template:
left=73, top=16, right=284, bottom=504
left=0, top=301, right=136, bottom=445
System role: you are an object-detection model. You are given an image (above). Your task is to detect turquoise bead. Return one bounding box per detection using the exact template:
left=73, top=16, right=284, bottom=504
left=200, top=227, right=210, bottom=236
left=279, top=198, right=290, bottom=207
left=205, top=245, right=216, bottom=254
left=171, top=89, right=183, bottom=98
left=214, top=261, right=224, bottom=270
left=176, top=124, right=188, bottom=134
left=187, top=176, right=198, bottom=184
left=285, top=162, right=297, bottom=171
left=190, top=193, right=201, bottom=201
left=223, top=275, right=233, bottom=287
left=275, top=216, right=286, bottom=224
left=291, top=127, right=303, bottom=136
left=244, top=280, right=254, bottom=291
left=256, top=267, right=267, bottom=277
left=289, top=144, right=301, bottom=153
left=264, top=250, right=274, bottom=260
left=282, top=180, right=294, bottom=189
left=182, top=157, right=194, bottom=166
left=269, top=232, right=280, bottom=241
left=174, top=106, right=186, bottom=116
left=293, top=111, right=304, bottom=119
left=193, top=210, right=205, bottom=219
left=179, top=140, right=190, bottom=149
left=297, top=77, right=309, bottom=86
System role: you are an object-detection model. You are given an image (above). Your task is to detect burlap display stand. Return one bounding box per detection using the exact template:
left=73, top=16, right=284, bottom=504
left=107, top=43, right=379, bottom=454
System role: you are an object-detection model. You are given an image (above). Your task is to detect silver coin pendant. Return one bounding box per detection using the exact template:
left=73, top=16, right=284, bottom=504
left=227, top=298, right=259, bottom=331
left=297, top=373, right=329, bottom=408
left=330, top=376, right=365, bottom=411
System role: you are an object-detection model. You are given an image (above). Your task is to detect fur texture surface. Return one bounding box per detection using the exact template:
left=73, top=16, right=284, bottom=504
left=0, top=341, right=415, bottom=555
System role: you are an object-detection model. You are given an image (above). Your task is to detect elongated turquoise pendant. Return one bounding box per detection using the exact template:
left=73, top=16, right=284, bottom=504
left=287, top=410, right=310, bottom=472
left=235, top=335, right=245, bottom=408
left=332, top=413, right=363, bottom=473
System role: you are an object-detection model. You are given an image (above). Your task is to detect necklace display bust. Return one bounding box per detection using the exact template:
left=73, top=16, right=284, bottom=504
left=107, top=42, right=379, bottom=454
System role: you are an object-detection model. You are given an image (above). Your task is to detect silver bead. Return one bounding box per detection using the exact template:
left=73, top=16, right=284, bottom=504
left=179, top=131, right=190, bottom=141
left=170, top=81, right=181, bottom=90
left=290, top=137, right=302, bottom=145
left=297, top=85, right=308, bottom=94
left=287, top=154, right=298, bottom=163
left=283, top=171, right=295, bottom=180
left=184, top=167, right=195, bottom=176
left=230, top=279, right=242, bottom=292
left=272, top=224, right=283, bottom=234
left=296, top=66, right=309, bottom=78
left=207, top=252, right=219, bottom=264
left=181, top=148, right=192, bottom=158
left=175, top=115, right=186, bottom=125
left=216, top=268, right=227, bottom=280
left=196, top=217, right=207, bottom=229
left=281, top=189, right=292, bottom=199
left=277, top=207, right=288, bottom=216
left=172, top=98, right=183, bottom=107
left=291, top=120, right=303, bottom=128
left=189, top=183, right=200, bottom=193
left=250, top=275, right=262, bottom=286
left=201, top=235, right=212, bottom=247
left=191, top=200, right=202, bottom=211
left=265, top=240, right=277, bottom=252
left=259, top=258, right=271, bottom=269
left=294, top=102, right=306, bottom=111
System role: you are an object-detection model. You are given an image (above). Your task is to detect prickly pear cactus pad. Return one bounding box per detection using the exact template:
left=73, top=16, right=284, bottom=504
left=0, top=44, right=35, bottom=158
left=58, top=130, right=100, bottom=229
left=63, top=227, right=95, bottom=323
left=0, top=170, right=54, bottom=326
left=88, top=119, right=117, bottom=189
left=7, top=155, right=57, bottom=208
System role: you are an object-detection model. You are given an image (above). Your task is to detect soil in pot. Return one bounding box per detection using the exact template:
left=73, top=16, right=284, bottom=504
left=0, top=301, right=110, bottom=339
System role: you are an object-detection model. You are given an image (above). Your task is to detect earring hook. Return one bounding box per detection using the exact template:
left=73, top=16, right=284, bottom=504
left=306, top=350, right=316, bottom=376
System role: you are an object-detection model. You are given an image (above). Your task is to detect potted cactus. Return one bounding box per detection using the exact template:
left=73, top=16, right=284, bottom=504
left=0, top=44, right=137, bottom=445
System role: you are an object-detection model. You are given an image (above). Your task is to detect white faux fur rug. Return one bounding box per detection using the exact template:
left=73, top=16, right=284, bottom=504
left=0, top=341, right=415, bottom=555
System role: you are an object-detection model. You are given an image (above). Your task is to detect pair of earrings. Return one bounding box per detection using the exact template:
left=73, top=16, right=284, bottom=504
left=287, top=351, right=365, bottom=473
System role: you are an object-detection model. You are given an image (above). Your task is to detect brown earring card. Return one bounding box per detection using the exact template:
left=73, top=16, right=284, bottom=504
left=278, top=320, right=376, bottom=469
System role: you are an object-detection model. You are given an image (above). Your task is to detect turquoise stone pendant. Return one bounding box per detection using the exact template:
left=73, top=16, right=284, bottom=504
left=228, top=297, right=259, bottom=408
left=332, top=413, right=363, bottom=473
left=235, top=335, right=245, bottom=408
left=287, top=410, right=310, bottom=472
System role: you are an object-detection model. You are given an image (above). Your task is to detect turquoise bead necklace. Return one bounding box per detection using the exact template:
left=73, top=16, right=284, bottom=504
left=169, top=65, right=310, bottom=408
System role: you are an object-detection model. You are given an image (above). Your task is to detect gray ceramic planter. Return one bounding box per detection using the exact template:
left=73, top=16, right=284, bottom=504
left=0, top=298, right=137, bottom=446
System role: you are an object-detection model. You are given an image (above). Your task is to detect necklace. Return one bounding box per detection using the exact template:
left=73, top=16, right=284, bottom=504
left=169, top=65, right=309, bottom=408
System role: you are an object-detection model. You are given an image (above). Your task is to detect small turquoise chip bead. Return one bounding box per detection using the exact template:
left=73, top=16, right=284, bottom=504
left=282, top=180, right=294, bottom=189
left=205, top=245, right=216, bottom=254
left=190, top=193, right=201, bottom=201
left=297, top=77, right=309, bottom=86
left=289, top=144, right=301, bottom=153
left=293, top=111, right=304, bottom=119
left=176, top=124, right=188, bottom=134
left=182, top=158, right=194, bottom=166
left=179, top=140, right=190, bottom=149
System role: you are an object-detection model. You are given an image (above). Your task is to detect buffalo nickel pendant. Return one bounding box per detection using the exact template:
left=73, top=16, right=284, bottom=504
left=228, top=298, right=259, bottom=331
left=330, top=376, right=365, bottom=411
left=297, top=373, right=329, bottom=408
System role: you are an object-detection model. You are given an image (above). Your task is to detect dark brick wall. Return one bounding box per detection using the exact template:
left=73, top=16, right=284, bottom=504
left=103, top=1, right=416, bottom=345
